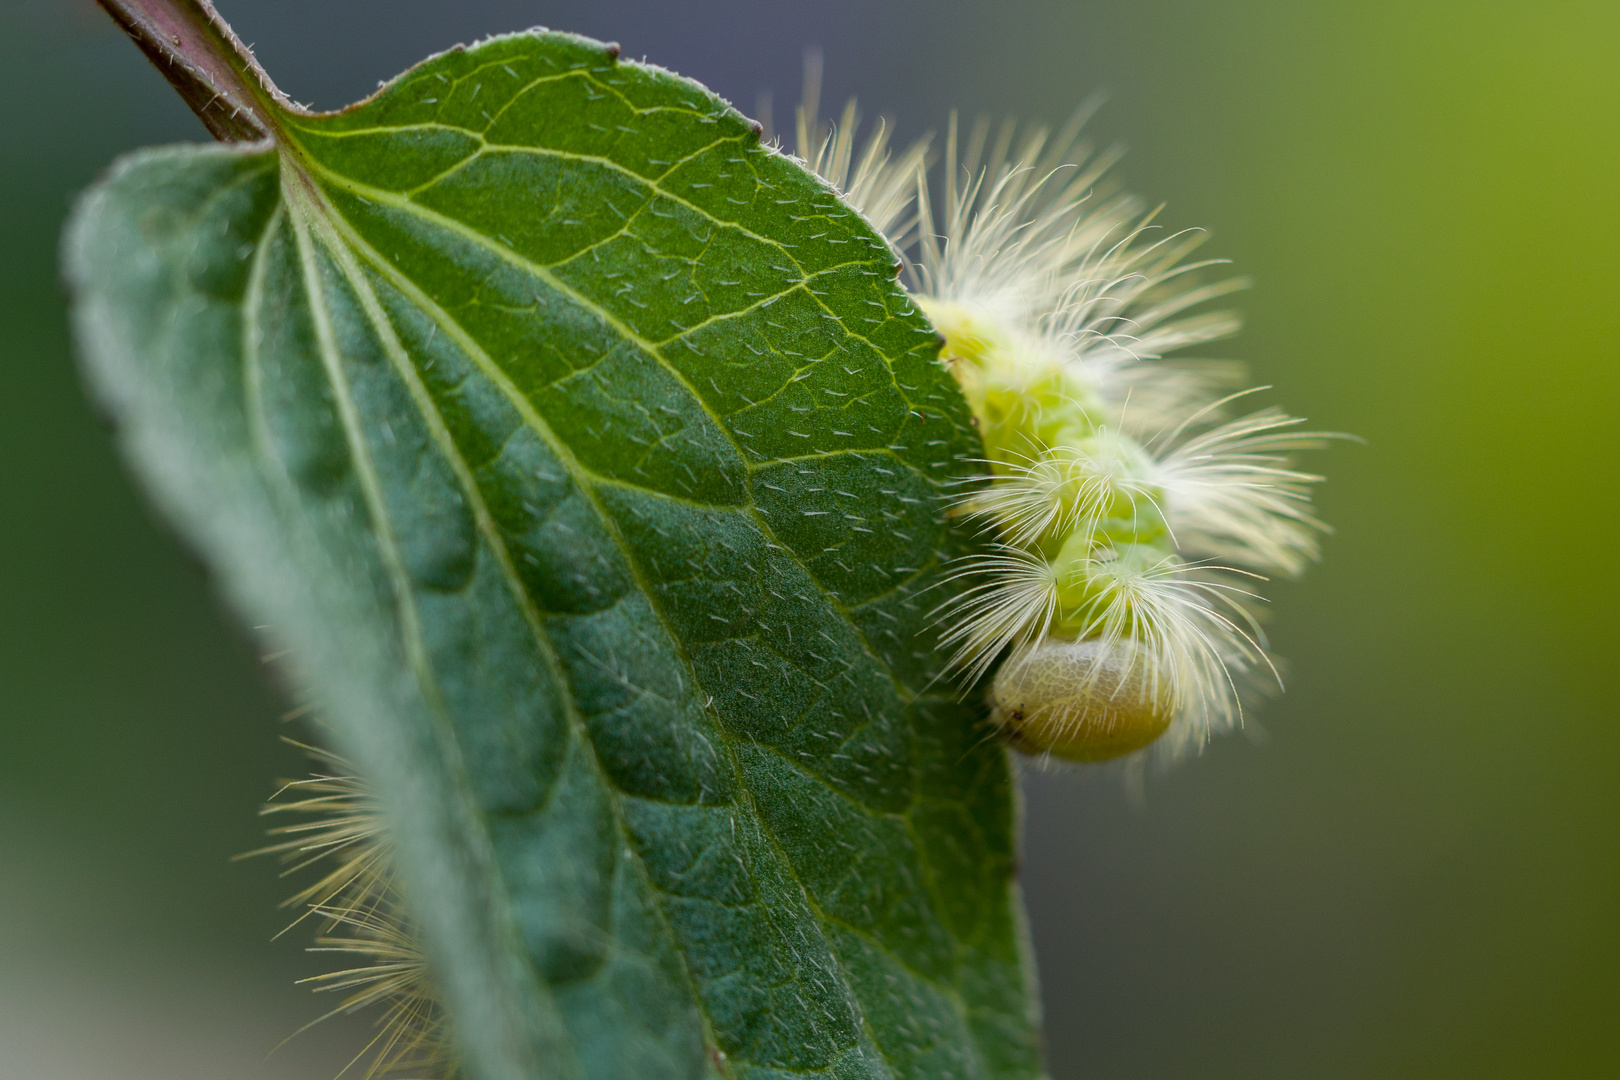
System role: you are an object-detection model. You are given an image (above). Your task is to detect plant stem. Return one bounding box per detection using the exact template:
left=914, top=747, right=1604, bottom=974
left=96, top=0, right=284, bottom=142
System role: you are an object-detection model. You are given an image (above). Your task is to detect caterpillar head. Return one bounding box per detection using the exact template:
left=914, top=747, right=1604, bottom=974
left=989, top=638, right=1173, bottom=762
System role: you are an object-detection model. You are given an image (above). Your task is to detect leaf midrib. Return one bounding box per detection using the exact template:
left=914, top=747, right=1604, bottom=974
left=263, top=185, right=585, bottom=1079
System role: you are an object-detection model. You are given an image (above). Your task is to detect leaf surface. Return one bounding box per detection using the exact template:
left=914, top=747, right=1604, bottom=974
left=67, top=29, right=1041, bottom=1080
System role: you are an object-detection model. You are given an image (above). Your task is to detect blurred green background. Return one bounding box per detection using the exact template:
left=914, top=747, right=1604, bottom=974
left=3, top=1, right=1616, bottom=1076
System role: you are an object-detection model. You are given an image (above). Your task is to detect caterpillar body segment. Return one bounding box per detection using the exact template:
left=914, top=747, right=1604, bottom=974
left=990, top=639, right=1172, bottom=762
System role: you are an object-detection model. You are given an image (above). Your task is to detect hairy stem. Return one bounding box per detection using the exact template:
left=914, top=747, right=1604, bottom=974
left=96, top=0, right=284, bottom=142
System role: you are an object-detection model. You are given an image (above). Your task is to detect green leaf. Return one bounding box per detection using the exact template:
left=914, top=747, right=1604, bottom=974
left=67, top=25, right=1041, bottom=1080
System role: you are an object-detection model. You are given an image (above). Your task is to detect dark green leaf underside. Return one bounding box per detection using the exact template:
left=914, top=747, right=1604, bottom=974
left=68, top=29, right=1039, bottom=1080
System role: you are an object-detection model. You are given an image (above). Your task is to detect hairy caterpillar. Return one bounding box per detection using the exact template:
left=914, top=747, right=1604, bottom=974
left=795, top=77, right=1333, bottom=764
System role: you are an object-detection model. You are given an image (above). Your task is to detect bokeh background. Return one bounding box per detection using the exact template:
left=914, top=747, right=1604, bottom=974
left=3, top=1, right=1617, bottom=1076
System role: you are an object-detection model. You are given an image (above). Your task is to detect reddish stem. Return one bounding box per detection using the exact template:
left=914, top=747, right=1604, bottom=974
left=96, top=0, right=287, bottom=142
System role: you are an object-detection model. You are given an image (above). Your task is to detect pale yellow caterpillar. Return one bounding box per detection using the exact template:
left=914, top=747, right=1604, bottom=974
left=795, top=92, right=1334, bottom=764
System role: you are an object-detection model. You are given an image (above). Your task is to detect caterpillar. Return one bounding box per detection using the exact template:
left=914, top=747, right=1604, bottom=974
left=798, top=88, right=1333, bottom=765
